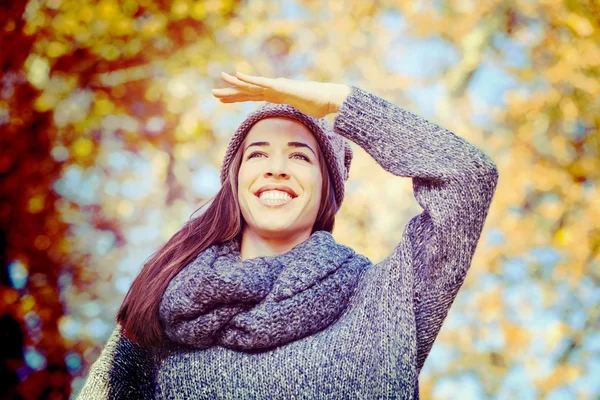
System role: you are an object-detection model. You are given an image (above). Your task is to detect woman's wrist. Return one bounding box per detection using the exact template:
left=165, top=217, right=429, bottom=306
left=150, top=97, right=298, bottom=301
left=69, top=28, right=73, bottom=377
left=328, top=84, right=352, bottom=115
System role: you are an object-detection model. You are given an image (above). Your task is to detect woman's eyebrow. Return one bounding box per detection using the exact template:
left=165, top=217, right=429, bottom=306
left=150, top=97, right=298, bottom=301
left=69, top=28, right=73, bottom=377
left=244, top=141, right=316, bottom=156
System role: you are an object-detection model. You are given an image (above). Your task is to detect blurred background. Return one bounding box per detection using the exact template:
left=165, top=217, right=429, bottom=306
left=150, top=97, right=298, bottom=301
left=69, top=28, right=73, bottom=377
left=0, top=0, right=598, bottom=399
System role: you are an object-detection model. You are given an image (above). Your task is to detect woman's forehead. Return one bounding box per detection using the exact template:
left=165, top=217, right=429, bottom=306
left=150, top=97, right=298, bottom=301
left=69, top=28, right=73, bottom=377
left=244, top=118, right=317, bottom=145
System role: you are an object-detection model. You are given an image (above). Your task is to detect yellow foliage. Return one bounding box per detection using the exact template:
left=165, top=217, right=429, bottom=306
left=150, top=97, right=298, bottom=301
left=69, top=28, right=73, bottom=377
left=27, top=195, right=46, bottom=214
left=116, top=199, right=135, bottom=219
left=553, top=228, right=573, bottom=247
left=97, top=0, right=119, bottom=20
left=46, top=41, right=70, bottom=58
left=98, top=43, right=121, bottom=61
left=544, top=320, right=569, bottom=351
left=537, top=199, right=564, bottom=221
left=79, top=5, right=94, bottom=23
left=571, top=72, right=600, bottom=95
left=72, top=138, right=93, bottom=158
left=501, top=321, right=531, bottom=355
left=559, top=97, right=579, bottom=121
left=18, top=295, right=36, bottom=314
left=190, top=3, right=207, bottom=20
left=111, top=18, right=134, bottom=36
left=34, top=92, right=56, bottom=112
left=565, top=13, right=594, bottom=37
left=476, top=286, right=503, bottom=323
left=175, top=115, right=198, bottom=141
left=94, top=98, right=115, bottom=116
left=546, top=59, right=574, bottom=84
left=536, top=364, right=583, bottom=392
left=122, top=0, right=139, bottom=17
left=139, top=14, right=168, bottom=37
left=170, top=0, right=190, bottom=19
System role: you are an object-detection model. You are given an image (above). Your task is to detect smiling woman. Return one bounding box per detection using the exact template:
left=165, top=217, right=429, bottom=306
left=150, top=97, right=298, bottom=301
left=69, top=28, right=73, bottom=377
left=77, top=73, right=498, bottom=400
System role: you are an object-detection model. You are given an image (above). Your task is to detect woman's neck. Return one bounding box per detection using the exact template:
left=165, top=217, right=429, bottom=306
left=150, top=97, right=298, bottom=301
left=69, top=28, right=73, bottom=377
left=239, top=228, right=311, bottom=260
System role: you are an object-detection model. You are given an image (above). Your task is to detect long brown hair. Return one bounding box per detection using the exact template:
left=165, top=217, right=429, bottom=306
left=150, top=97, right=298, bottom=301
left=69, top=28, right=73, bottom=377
left=116, top=127, right=338, bottom=347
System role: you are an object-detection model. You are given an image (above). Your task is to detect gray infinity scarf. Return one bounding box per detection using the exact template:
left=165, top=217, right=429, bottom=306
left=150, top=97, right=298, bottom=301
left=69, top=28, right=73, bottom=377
left=158, top=230, right=372, bottom=352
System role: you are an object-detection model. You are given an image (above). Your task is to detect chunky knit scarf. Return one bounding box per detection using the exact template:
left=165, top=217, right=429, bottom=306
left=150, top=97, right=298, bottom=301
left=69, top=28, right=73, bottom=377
left=158, top=230, right=371, bottom=352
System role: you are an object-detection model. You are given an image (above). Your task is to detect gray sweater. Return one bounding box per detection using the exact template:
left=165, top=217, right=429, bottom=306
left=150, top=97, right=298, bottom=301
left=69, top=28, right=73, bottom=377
left=76, top=86, right=499, bottom=399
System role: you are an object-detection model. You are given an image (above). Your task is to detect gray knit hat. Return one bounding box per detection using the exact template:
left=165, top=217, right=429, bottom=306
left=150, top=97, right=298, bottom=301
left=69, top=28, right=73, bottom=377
left=219, top=102, right=353, bottom=210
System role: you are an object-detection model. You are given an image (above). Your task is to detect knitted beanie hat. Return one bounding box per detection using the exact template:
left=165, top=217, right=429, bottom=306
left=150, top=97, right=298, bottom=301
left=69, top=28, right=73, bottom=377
left=219, top=102, right=353, bottom=210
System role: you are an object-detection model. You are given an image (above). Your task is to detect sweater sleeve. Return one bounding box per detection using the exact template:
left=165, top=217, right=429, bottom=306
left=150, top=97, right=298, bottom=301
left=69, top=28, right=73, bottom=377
left=75, top=324, right=157, bottom=400
left=76, top=325, right=121, bottom=399
left=332, top=86, right=499, bottom=374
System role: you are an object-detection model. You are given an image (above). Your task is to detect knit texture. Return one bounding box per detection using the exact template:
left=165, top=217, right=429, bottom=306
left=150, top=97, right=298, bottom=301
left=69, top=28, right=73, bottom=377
left=219, top=102, right=353, bottom=211
left=158, top=230, right=371, bottom=351
left=76, top=85, right=499, bottom=400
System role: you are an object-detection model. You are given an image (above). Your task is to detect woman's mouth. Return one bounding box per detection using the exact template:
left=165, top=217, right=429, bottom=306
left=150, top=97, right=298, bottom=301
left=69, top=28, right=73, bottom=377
left=256, top=190, right=295, bottom=207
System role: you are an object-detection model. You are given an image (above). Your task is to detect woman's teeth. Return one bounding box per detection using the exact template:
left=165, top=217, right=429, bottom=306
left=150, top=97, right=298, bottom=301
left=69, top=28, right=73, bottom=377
left=258, top=190, right=293, bottom=205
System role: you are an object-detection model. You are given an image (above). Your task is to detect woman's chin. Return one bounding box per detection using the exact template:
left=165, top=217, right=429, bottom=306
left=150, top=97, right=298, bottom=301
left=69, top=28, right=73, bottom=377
left=254, top=221, right=293, bottom=233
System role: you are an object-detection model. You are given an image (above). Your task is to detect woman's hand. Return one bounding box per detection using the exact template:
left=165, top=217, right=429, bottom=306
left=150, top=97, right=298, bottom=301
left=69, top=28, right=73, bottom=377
left=211, top=71, right=351, bottom=119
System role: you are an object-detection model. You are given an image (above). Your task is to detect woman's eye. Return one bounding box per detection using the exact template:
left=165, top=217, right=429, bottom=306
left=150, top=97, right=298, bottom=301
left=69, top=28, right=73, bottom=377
left=246, top=152, right=309, bottom=162
left=291, top=153, right=310, bottom=161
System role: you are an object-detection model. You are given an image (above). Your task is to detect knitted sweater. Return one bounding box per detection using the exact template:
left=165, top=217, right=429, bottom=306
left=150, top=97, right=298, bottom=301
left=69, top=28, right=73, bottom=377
left=76, top=86, right=499, bottom=399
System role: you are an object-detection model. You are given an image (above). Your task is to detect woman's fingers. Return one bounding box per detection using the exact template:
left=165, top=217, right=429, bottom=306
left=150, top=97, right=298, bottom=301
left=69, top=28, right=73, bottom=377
left=234, top=71, right=277, bottom=88
left=211, top=87, right=243, bottom=96
left=220, top=72, right=264, bottom=94
left=212, top=86, right=265, bottom=102
left=217, top=94, right=263, bottom=103
left=212, top=71, right=281, bottom=104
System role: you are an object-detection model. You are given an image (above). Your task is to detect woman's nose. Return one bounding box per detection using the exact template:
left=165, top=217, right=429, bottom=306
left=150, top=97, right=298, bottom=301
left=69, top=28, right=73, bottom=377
left=264, top=155, right=290, bottom=178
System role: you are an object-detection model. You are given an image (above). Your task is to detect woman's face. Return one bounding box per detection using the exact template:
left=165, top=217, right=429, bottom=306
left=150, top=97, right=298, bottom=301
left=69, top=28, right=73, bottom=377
left=238, top=117, right=323, bottom=238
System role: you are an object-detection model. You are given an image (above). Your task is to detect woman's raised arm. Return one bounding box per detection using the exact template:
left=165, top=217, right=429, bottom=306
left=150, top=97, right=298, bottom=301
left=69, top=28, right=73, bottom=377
left=332, top=85, right=499, bottom=373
